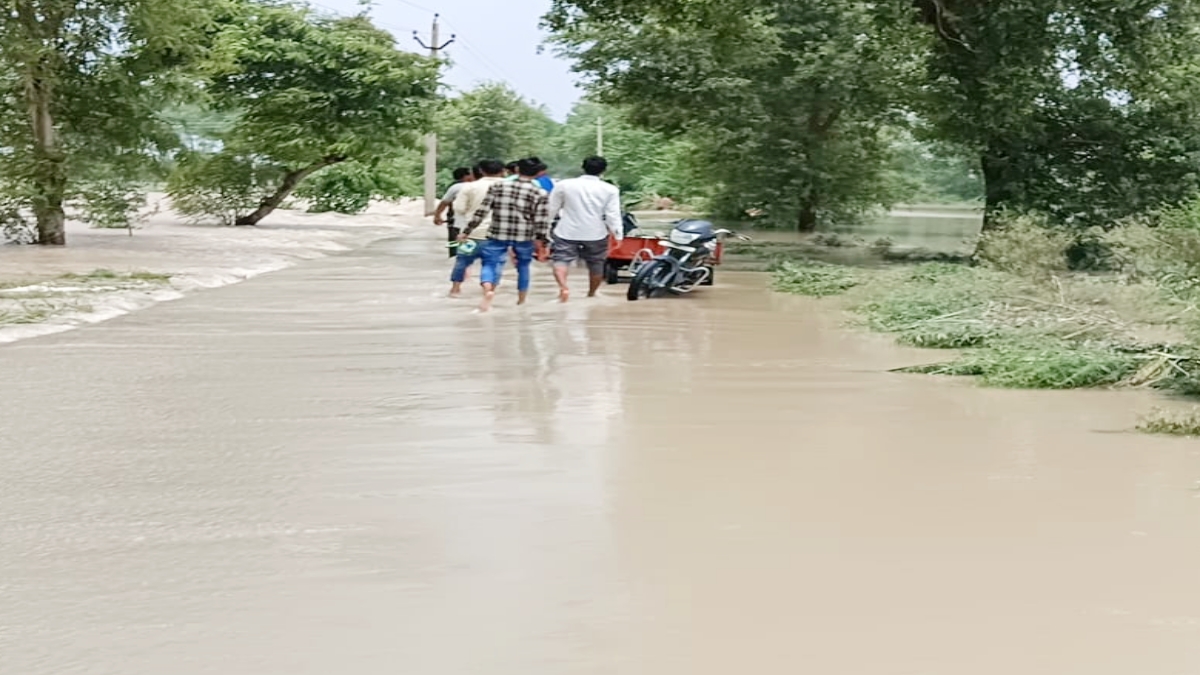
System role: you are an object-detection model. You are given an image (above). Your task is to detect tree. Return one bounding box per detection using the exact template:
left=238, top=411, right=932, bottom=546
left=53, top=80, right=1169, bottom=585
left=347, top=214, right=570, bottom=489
left=170, top=2, right=440, bottom=226
left=551, top=100, right=710, bottom=208
left=910, top=0, right=1200, bottom=228
left=0, top=0, right=212, bottom=244
left=437, top=83, right=559, bottom=171
left=546, top=0, right=924, bottom=230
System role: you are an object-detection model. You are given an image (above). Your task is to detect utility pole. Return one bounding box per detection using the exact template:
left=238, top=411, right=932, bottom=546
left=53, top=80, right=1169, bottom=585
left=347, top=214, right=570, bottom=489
left=596, top=116, right=604, bottom=156
left=414, top=15, right=454, bottom=216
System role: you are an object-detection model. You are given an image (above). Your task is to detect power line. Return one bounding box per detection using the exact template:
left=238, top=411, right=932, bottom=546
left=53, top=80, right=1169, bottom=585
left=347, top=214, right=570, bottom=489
left=451, top=35, right=514, bottom=85
left=393, top=0, right=439, bottom=15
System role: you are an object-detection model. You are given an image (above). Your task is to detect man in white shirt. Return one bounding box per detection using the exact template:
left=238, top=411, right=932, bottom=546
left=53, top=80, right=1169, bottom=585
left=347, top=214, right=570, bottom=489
left=546, top=156, right=623, bottom=302
left=433, top=167, right=474, bottom=258
left=447, top=159, right=505, bottom=297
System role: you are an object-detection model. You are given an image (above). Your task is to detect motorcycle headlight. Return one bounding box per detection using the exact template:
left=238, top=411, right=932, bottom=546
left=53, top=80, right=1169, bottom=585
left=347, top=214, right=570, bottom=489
left=703, top=240, right=718, bottom=251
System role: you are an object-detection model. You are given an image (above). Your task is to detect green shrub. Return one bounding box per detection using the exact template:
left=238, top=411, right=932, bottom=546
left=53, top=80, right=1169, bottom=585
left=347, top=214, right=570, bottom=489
left=904, top=337, right=1140, bottom=389
left=1138, top=407, right=1200, bottom=437
left=855, top=263, right=1009, bottom=347
left=295, top=158, right=421, bottom=214
left=974, top=211, right=1072, bottom=280
left=0, top=202, right=34, bottom=244
left=166, top=151, right=281, bottom=226
left=771, top=260, right=860, bottom=297
left=72, top=179, right=151, bottom=230
left=297, top=162, right=375, bottom=214
left=1103, top=197, right=1200, bottom=288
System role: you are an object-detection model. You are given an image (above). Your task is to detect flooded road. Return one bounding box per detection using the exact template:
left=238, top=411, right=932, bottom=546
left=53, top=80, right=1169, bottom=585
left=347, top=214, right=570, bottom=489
left=2, top=228, right=1200, bottom=674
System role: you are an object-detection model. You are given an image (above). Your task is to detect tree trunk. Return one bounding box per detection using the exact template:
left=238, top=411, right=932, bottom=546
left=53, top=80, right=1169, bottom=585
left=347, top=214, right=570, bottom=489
left=27, top=72, right=67, bottom=245
left=797, top=202, right=818, bottom=232
left=235, top=155, right=345, bottom=226
left=980, top=144, right=1014, bottom=233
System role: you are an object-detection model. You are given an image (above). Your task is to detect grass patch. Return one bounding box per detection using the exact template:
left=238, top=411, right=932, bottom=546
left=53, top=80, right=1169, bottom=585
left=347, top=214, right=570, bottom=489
left=771, top=260, right=861, bottom=297
left=1138, top=407, right=1200, bottom=437
left=0, top=300, right=93, bottom=325
left=899, top=337, right=1141, bottom=389
left=854, top=263, right=1013, bottom=348
left=58, top=269, right=171, bottom=283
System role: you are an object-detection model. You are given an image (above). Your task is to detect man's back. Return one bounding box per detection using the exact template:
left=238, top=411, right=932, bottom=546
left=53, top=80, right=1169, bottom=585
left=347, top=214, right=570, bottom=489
left=453, top=176, right=503, bottom=240
left=549, top=175, right=621, bottom=241
left=465, top=179, right=550, bottom=242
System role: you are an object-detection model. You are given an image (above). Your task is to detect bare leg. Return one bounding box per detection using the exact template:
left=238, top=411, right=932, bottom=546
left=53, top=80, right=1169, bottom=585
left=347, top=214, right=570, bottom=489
left=479, top=282, right=497, bottom=312
left=517, top=290, right=528, bottom=305
left=587, top=274, right=604, bottom=297
left=449, top=282, right=462, bottom=297
left=553, top=265, right=570, bottom=302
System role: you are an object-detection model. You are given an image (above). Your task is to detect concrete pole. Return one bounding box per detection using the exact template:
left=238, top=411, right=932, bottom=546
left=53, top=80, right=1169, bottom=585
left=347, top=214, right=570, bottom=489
left=414, top=15, right=454, bottom=215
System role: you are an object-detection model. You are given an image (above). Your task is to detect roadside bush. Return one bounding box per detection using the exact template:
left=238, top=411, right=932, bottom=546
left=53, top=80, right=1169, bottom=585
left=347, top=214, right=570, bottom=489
left=1103, top=198, right=1200, bottom=290
left=166, top=151, right=281, bottom=226
left=904, top=337, right=1140, bottom=389
left=974, top=211, right=1072, bottom=280
left=771, top=261, right=860, bottom=297
left=72, top=178, right=152, bottom=231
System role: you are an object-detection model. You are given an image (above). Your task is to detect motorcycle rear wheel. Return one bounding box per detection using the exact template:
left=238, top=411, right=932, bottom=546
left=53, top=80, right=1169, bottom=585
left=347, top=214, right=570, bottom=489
left=627, top=259, right=672, bottom=301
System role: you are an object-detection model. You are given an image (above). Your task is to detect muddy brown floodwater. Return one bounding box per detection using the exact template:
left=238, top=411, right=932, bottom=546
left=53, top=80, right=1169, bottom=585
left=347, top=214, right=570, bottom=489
left=2, top=227, right=1200, bottom=674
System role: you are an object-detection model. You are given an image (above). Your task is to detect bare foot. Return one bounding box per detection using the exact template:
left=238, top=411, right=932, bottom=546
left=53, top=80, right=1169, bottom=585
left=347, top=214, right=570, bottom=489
left=517, top=292, right=528, bottom=305
left=558, top=288, right=570, bottom=303
left=479, top=289, right=496, bottom=313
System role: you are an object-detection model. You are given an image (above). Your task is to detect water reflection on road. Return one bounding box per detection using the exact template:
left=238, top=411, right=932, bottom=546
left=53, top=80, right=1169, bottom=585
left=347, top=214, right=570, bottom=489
left=1, top=226, right=1199, bottom=674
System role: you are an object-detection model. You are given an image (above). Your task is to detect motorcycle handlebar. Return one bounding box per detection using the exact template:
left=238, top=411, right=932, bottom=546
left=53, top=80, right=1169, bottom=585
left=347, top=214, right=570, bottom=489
left=714, top=228, right=753, bottom=241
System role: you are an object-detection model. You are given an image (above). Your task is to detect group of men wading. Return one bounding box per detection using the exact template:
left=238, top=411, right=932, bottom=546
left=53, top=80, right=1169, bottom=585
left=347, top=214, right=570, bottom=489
left=433, top=156, right=623, bottom=312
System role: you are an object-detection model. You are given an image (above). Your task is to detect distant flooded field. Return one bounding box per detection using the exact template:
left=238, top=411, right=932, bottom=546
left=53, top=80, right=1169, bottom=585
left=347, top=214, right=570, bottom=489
left=633, top=204, right=983, bottom=254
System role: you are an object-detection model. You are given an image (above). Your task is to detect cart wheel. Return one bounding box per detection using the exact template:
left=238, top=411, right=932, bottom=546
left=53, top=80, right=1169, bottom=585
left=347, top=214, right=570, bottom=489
left=605, top=261, right=620, bottom=285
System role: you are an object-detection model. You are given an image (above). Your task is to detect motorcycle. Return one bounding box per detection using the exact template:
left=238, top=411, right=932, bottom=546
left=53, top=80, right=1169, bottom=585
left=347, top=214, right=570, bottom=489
left=626, top=219, right=750, bottom=301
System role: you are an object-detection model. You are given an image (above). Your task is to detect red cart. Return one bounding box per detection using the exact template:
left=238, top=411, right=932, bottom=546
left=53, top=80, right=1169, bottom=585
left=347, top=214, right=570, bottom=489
left=603, top=232, right=725, bottom=284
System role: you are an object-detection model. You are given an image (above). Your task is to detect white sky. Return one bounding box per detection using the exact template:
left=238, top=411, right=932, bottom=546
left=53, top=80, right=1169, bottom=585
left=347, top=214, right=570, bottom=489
left=313, top=0, right=584, bottom=120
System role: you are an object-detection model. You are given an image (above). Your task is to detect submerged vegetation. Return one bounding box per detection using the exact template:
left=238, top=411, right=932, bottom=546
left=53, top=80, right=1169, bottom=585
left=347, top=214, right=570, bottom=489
left=0, top=270, right=172, bottom=326
left=1138, top=408, right=1200, bottom=437
left=768, top=204, right=1200, bottom=431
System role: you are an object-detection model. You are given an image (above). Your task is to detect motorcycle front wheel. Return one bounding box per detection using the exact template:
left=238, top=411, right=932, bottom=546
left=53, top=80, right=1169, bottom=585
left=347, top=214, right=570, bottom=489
left=627, top=259, right=673, bottom=301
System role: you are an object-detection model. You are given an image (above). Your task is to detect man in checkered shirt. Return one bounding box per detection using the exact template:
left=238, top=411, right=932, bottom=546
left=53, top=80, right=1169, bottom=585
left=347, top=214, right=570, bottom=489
left=460, top=158, right=552, bottom=312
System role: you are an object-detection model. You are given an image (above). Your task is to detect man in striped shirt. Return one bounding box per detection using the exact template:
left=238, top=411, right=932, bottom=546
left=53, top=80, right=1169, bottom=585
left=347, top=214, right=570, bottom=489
left=461, top=158, right=552, bottom=311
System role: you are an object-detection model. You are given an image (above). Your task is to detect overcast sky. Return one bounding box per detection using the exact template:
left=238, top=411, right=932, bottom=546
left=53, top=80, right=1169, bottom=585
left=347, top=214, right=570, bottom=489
left=315, top=0, right=584, bottom=120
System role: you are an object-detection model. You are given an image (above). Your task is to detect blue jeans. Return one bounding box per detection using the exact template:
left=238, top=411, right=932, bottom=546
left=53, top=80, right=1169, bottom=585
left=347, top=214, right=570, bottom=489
left=450, top=244, right=482, bottom=283
left=481, top=239, right=535, bottom=292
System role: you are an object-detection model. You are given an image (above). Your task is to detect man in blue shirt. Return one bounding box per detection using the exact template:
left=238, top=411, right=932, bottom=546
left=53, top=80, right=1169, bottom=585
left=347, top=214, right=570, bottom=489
left=529, top=157, right=554, bottom=193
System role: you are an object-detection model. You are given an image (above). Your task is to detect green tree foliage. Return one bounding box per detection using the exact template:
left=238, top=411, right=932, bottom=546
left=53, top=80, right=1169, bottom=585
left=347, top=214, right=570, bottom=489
left=0, top=0, right=213, bottom=244
left=911, top=0, right=1200, bottom=228
left=438, top=83, right=559, bottom=171
left=552, top=100, right=706, bottom=207
left=545, top=0, right=925, bottom=230
left=294, top=151, right=424, bottom=215
left=168, top=2, right=440, bottom=226
left=887, top=130, right=984, bottom=204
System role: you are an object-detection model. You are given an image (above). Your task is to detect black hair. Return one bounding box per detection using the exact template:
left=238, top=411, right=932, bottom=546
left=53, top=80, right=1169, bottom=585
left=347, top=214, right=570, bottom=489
left=478, top=159, right=506, bottom=176
left=517, top=157, right=541, bottom=177
left=452, top=167, right=472, bottom=181
left=505, top=161, right=520, bottom=173
left=582, top=156, right=607, bottom=176
left=471, top=164, right=484, bottom=180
